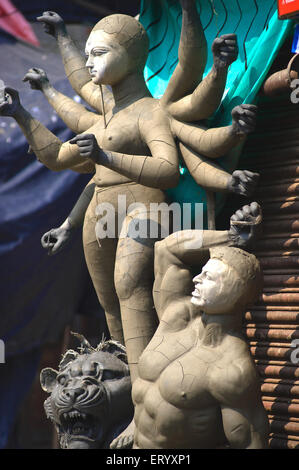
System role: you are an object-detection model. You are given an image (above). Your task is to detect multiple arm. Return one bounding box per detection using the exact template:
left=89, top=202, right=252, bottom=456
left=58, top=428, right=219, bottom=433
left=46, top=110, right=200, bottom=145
left=1, top=88, right=89, bottom=171
left=3, top=10, right=259, bottom=202
left=36, top=11, right=114, bottom=114
left=179, top=142, right=259, bottom=196
left=166, top=34, right=238, bottom=122
left=161, top=0, right=207, bottom=107
left=173, top=119, right=244, bottom=159
left=56, top=33, right=110, bottom=113
left=41, top=178, right=95, bottom=255
left=23, top=68, right=100, bottom=134
left=1, top=89, right=180, bottom=187
left=160, top=0, right=238, bottom=123
left=179, top=142, right=231, bottom=191
left=68, top=179, right=95, bottom=228
left=172, top=104, right=257, bottom=159
left=70, top=108, right=180, bottom=190
left=16, top=111, right=85, bottom=171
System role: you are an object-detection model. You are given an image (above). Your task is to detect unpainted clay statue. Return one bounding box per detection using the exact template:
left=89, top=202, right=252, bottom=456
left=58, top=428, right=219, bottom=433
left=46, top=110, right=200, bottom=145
left=132, top=202, right=269, bottom=449
left=40, top=334, right=133, bottom=449
left=0, top=2, right=259, bottom=445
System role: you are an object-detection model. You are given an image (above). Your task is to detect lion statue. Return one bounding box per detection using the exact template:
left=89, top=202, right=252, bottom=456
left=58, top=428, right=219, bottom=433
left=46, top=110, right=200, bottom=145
left=40, top=333, right=133, bottom=449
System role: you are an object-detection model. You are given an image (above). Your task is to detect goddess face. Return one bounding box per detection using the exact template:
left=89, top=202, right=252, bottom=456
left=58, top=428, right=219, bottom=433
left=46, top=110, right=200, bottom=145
left=85, top=30, right=130, bottom=86
left=191, top=258, right=242, bottom=315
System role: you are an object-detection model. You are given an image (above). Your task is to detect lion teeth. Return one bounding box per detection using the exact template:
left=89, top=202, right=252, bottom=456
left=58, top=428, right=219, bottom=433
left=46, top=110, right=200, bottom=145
left=62, top=410, right=88, bottom=421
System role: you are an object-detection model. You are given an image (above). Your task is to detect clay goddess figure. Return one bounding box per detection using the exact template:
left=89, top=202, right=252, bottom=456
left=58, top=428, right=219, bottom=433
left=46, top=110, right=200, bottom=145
left=133, top=202, right=269, bottom=449
left=0, top=2, right=258, bottom=445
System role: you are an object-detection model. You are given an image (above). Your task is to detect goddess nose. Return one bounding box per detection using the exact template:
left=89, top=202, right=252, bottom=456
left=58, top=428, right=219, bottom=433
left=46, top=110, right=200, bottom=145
left=86, top=56, right=93, bottom=67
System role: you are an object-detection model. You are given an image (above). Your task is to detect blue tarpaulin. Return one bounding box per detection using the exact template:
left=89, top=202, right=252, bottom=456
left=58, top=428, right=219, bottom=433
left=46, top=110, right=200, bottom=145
left=0, top=31, right=100, bottom=357
left=11, top=0, right=139, bottom=22
left=0, top=30, right=101, bottom=447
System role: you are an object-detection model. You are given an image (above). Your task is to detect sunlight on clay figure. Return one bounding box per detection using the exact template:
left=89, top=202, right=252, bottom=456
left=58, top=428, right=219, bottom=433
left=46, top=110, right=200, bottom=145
left=132, top=202, right=269, bottom=449
left=0, top=1, right=259, bottom=448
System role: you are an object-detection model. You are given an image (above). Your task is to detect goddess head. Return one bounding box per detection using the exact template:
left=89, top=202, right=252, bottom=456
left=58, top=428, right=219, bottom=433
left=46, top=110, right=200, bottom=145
left=85, top=14, right=149, bottom=86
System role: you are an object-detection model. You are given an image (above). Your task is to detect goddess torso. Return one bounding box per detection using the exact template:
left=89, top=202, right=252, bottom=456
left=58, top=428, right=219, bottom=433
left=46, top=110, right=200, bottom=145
left=90, top=96, right=169, bottom=187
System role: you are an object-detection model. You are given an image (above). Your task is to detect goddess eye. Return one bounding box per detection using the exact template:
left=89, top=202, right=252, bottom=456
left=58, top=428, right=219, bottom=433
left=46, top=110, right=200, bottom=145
left=92, top=48, right=109, bottom=56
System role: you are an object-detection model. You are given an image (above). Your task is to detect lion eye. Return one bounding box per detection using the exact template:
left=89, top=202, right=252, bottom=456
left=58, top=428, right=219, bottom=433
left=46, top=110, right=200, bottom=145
left=102, top=369, right=122, bottom=381
left=83, top=377, right=98, bottom=385
left=102, top=370, right=114, bottom=380
left=57, top=375, right=67, bottom=385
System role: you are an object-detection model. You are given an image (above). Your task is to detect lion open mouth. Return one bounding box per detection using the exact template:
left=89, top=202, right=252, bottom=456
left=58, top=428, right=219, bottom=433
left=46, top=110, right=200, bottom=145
left=60, top=410, right=103, bottom=442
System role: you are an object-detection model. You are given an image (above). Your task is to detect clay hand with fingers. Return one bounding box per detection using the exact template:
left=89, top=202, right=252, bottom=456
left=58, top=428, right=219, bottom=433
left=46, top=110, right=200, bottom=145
left=36, top=11, right=66, bottom=38
left=23, top=68, right=50, bottom=91
left=41, top=223, right=74, bottom=256
left=227, top=169, right=260, bottom=197
left=70, top=133, right=105, bottom=164
left=229, top=202, right=262, bottom=249
left=212, top=34, right=238, bottom=71
left=0, top=87, right=22, bottom=117
left=231, top=104, right=257, bottom=136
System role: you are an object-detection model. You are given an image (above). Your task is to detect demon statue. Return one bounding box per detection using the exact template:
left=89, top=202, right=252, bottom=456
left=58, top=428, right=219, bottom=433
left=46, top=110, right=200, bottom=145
left=40, top=334, right=133, bottom=449
left=133, top=202, right=269, bottom=449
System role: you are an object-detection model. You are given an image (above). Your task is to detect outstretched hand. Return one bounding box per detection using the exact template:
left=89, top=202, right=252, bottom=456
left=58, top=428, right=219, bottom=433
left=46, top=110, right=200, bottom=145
left=212, top=34, right=238, bottom=71
left=231, top=104, right=257, bottom=136
left=228, top=170, right=260, bottom=197
left=0, top=87, right=22, bottom=117
left=70, top=133, right=104, bottom=164
left=36, top=11, right=66, bottom=38
left=229, top=202, right=262, bottom=249
left=41, top=225, right=74, bottom=256
left=23, top=68, right=50, bottom=91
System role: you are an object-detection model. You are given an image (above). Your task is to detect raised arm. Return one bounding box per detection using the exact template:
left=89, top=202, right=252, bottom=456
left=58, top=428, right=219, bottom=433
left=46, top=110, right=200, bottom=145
left=161, top=0, right=207, bottom=107
left=41, top=178, right=95, bottom=255
left=179, top=142, right=259, bottom=196
left=1, top=88, right=90, bottom=171
left=154, top=229, right=230, bottom=319
left=172, top=104, right=257, bottom=159
left=166, top=34, right=238, bottom=122
left=23, top=68, right=101, bottom=134
left=37, top=11, right=114, bottom=114
left=70, top=107, right=180, bottom=190
left=153, top=202, right=261, bottom=317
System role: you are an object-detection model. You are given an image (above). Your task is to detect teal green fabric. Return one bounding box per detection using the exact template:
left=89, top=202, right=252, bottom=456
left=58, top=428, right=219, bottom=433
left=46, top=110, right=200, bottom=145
left=139, top=0, right=293, bottom=224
